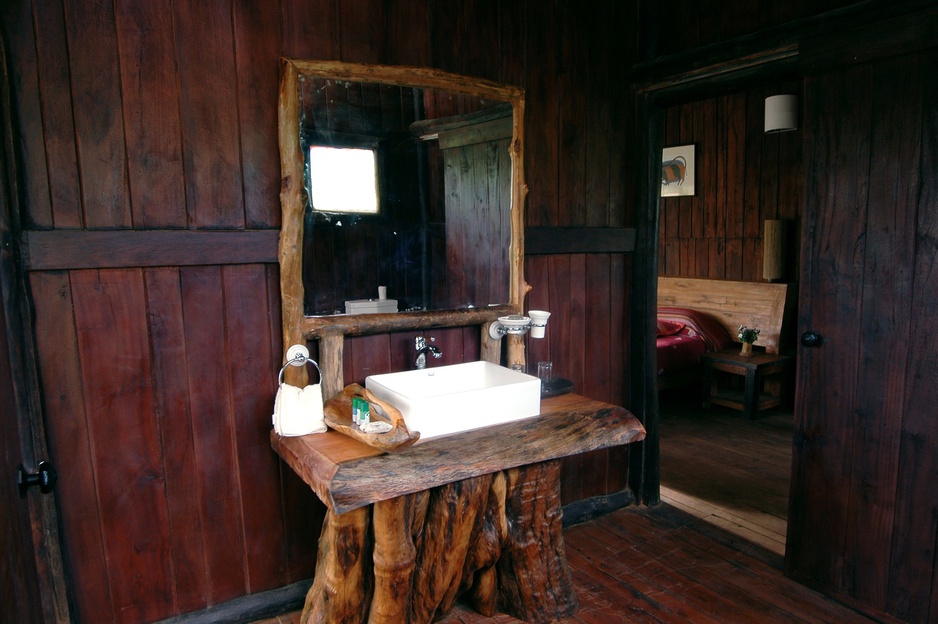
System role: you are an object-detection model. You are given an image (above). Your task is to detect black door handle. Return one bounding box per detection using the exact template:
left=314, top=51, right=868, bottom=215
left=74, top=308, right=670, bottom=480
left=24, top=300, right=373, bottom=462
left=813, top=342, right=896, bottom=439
left=801, top=331, right=823, bottom=348
left=17, top=461, right=57, bottom=497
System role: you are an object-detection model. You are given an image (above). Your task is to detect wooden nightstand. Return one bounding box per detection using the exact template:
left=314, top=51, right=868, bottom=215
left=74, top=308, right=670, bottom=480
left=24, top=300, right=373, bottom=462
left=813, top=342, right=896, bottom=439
left=700, top=349, right=793, bottom=419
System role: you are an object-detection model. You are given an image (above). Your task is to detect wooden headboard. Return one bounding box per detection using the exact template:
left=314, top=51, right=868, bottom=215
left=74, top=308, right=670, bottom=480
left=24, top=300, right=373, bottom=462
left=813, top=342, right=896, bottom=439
left=657, top=277, right=794, bottom=354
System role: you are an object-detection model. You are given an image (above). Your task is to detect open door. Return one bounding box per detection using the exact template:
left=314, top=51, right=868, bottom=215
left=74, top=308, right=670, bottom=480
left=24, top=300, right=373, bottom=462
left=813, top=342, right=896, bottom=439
left=786, top=48, right=938, bottom=621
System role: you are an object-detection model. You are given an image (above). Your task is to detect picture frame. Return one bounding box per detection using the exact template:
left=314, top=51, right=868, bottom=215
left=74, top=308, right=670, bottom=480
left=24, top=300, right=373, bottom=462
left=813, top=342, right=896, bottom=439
left=661, top=144, right=695, bottom=197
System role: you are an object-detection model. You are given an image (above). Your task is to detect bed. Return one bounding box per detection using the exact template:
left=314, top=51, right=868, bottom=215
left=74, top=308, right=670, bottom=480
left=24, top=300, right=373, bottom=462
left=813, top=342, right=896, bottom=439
left=656, top=277, right=794, bottom=390
left=656, top=306, right=733, bottom=389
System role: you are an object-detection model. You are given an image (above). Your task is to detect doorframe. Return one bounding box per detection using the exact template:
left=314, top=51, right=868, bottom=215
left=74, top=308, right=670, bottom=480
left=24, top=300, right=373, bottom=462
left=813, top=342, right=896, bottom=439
left=630, top=0, right=938, bottom=544
left=628, top=42, right=800, bottom=508
left=0, top=31, right=72, bottom=624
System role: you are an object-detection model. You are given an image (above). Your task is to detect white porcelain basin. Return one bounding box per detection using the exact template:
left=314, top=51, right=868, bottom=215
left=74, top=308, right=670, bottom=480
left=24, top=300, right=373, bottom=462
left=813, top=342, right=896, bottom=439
left=365, top=361, right=541, bottom=441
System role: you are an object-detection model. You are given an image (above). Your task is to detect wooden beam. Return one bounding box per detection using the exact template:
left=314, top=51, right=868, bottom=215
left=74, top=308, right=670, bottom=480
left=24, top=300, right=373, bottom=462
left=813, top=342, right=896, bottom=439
left=800, top=5, right=938, bottom=73
left=525, top=227, right=636, bottom=255
left=21, top=230, right=279, bottom=270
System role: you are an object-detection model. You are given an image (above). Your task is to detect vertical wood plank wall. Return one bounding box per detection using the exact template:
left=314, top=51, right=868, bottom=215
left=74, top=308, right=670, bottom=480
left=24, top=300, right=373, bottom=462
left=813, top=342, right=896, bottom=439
left=659, top=85, right=803, bottom=284
left=1, top=0, right=634, bottom=621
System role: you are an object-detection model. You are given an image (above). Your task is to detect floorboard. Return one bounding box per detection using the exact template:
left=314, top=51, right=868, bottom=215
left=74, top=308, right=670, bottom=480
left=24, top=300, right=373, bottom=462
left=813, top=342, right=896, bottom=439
left=658, top=389, right=792, bottom=555
left=258, top=503, right=879, bottom=624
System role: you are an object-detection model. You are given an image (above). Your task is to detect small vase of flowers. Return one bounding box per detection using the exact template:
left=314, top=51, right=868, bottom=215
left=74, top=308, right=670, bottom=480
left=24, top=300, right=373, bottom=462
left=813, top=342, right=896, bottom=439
left=738, top=326, right=760, bottom=357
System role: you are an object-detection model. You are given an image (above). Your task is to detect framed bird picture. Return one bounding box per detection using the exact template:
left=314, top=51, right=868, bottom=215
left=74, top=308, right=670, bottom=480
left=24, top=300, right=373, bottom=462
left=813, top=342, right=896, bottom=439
left=661, top=145, right=695, bottom=197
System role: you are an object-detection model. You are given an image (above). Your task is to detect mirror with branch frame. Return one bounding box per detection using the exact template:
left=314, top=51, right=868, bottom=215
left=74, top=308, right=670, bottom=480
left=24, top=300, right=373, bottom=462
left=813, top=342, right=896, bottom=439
left=279, top=60, right=528, bottom=395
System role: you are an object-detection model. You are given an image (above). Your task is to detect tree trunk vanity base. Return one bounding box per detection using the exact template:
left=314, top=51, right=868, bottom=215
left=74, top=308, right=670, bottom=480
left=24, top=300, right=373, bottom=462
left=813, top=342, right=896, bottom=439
left=301, top=462, right=574, bottom=624
left=272, top=394, right=644, bottom=624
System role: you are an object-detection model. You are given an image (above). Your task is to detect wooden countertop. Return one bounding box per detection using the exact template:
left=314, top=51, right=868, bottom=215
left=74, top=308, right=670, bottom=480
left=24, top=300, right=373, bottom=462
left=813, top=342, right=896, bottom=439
left=271, top=393, right=645, bottom=514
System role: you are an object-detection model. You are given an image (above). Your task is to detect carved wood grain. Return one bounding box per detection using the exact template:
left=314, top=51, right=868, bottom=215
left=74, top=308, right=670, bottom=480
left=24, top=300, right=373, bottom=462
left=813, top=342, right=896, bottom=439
left=279, top=58, right=306, bottom=386
left=300, top=507, right=371, bottom=624
left=295, top=458, right=577, bottom=623
left=409, top=476, right=492, bottom=622
left=497, top=461, right=577, bottom=622
left=271, top=394, right=646, bottom=514
left=368, top=495, right=419, bottom=624
left=466, top=471, right=507, bottom=616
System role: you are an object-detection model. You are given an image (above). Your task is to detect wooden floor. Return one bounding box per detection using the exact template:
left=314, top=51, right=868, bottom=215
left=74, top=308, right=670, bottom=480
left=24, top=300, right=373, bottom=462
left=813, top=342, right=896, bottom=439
left=658, top=389, right=793, bottom=555
left=256, top=503, right=877, bottom=624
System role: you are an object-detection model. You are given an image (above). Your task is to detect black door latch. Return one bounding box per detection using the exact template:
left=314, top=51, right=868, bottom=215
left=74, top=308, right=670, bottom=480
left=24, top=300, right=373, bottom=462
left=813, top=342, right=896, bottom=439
left=17, top=461, right=57, bottom=497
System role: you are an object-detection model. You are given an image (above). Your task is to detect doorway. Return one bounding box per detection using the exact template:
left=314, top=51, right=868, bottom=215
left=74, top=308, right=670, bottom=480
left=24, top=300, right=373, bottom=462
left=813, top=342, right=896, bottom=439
left=652, top=83, right=801, bottom=557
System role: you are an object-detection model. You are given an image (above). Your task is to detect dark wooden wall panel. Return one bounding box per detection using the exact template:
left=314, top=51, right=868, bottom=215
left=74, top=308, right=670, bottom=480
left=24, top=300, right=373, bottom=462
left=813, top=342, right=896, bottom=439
left=384, top=0, right=429, bottom=67
left=524, top=4, right=559, bottom=229
left=891, top=51, right=938, bottom=622
left=4, top=0, right=637, bottom=621
left=525, top=252, right=629, bottom=503
left=66, top=0, right=131, bottom=229
left=114, top=0, right=186, bottom=229
left=641, top=0, right=862, bottom=60
left=175, top=1, right=244, bottom=229
left=234, top=0, right=283, bottom=229
left=144, top=267, right=211, bottom=614
left=658, top=84, right=803, bottom=288
left=224, top=265, right=287, bottom=593
left=33, top=0, right=81, bottom=229
left=181, top=266, right=250, bottom=605
left=71, top=269, right=174, bottom=622
left=338, top=0, right=385, bottom=64
left=30, top=271, right=114, bottom=622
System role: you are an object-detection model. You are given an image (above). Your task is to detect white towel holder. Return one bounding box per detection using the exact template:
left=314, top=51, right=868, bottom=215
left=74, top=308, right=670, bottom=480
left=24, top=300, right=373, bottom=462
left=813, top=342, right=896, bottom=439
left=278, top=344, right=322, bottom=386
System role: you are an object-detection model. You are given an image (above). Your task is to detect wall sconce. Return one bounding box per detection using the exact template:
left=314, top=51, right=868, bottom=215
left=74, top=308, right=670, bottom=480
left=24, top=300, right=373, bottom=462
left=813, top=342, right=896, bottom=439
left=764, top=95, right=798, bottom=133
left=763, top=219, right=786, bottom=282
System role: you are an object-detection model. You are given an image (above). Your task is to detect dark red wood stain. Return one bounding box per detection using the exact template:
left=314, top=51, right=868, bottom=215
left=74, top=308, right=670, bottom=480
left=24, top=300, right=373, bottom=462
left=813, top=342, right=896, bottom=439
left=659, top=85, right=803, bottom=286
left=30, top=271, right=114, bottom=621
left=3, top=1, right=936, bottom=622
left=145, top=267, right=211, bottom=613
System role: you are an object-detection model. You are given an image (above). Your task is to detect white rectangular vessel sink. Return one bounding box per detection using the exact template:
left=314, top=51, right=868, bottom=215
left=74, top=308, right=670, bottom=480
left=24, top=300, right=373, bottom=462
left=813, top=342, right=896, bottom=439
left=365, top=361, right=541, bottom=441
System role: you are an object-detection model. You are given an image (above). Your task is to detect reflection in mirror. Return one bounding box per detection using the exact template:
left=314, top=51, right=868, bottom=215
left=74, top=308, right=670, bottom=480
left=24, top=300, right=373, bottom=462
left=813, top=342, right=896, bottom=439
left=298, top=76, right=513, bottom=316
left=280, top=61, right=527, bottom=391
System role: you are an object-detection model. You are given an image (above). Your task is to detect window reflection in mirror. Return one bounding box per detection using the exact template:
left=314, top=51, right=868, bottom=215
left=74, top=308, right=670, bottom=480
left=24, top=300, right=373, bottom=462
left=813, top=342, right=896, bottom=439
left=297, top=74, right=512, bottom=317
left=308, top=146, right=379, bottom=214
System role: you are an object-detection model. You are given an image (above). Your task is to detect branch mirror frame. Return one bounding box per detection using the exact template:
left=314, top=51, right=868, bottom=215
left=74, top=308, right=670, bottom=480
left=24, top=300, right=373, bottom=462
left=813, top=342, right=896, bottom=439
left=278, top=59, right=529, bottom=394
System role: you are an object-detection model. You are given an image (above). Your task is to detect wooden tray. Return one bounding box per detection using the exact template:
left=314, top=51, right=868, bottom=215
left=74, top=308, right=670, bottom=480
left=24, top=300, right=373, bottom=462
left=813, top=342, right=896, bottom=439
left=323, top=384, right=420, bottom=452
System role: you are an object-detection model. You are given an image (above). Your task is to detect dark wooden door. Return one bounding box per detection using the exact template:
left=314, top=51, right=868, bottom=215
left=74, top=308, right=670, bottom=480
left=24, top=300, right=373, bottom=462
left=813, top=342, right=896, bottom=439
left=787, top=48, right=938, bottom=622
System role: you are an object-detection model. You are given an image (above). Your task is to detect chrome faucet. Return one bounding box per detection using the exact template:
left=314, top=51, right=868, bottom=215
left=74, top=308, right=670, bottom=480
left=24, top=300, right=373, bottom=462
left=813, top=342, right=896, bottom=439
left=414, top=336, right=442, bottom=369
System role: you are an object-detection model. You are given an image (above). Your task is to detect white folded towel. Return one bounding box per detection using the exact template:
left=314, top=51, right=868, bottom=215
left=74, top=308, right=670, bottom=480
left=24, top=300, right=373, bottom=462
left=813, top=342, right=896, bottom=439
left=272, top=383, right=326, bottom=437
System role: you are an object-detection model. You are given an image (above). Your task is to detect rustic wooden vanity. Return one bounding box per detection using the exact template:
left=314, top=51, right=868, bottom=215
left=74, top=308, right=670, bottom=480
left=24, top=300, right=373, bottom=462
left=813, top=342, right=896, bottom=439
left=271, top=393, right=645, bottom=624
left=273, top=60, right=645, bottom=623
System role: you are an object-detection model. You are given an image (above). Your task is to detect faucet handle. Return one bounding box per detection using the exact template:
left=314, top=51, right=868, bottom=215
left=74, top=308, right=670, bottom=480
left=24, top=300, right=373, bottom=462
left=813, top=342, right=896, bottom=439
left=415, top=336, right=427, bottom=350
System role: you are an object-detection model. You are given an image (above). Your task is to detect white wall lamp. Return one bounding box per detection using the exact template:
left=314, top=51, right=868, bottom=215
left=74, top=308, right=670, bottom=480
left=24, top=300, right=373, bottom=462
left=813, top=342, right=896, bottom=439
left=764, top=94, right=798, bottom=133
